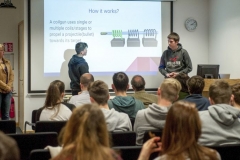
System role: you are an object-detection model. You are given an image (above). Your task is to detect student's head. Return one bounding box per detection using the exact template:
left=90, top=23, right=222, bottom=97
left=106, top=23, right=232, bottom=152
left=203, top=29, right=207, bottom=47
left=0, top=44, right=4, bottom=58
left=158, top=78, right=181, bottom=102
left=167, top=32, right=179, bottom=50
left=161, top=101, right=219, bottom=160
left=174, top=73, right=189, bottom=93
left=75, top=42, right=88, bottom=56
left=231, top=83, right=240, bottom=106
left=187, top=75, right=205, bottom=94
left=112, top=72, right=129, bottom=92
left=44, top=80, right=65, bottom=108
left=209, top=80, right=232, bottom=104
left=162, top=101, right=201, bottom=155
left=131, top=75, right=145, bottom=91
left=80, top=73, right=94, bottom=89
left=88, top=80, right=109, bottom=106
left=0, top=131, right=20, bottom=160
left=59, top=104, right=113, bottom=160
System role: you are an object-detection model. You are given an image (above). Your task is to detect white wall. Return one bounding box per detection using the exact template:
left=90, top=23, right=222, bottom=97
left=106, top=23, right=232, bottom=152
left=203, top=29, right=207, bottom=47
left=209, top=0, right=240, bottom=78
left=173, top=0, right=209, bottom=77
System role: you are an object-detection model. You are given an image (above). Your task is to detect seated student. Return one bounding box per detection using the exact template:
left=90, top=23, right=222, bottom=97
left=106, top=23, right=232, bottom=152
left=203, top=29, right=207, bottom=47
left=199, top=80, right=240, bottom=146
left=88, top=80, right=132, bottom=132
left=134, top=78, right=181, bottom=145
left=52, top=104, right=122, bottom=160
left=185, top=75, right=210, bottom=111
left=138, top=101, right=220, bottom=160
left=231, top=83, right=240, bottom=109
left=37, top=80, right=75, bottom=121
left=108, top=72, right=145, bottom=118
left=174, top=73, right=190, bottom=100
left=69, top=73, right=94, bottom=107
left=0, top=131, right=20, bottom=160
left=130, top=75, right=158, bottom=108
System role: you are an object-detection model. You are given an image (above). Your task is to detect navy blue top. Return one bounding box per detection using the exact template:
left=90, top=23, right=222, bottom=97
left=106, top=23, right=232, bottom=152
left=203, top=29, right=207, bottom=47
left=185, top=94, right=210, bottom=111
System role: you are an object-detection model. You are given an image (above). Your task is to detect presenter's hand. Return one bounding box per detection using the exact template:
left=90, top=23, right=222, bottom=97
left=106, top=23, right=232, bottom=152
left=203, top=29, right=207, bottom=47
left=166, top=73, right=174, bottom=78
left=172, top=72, right=179, bottom=78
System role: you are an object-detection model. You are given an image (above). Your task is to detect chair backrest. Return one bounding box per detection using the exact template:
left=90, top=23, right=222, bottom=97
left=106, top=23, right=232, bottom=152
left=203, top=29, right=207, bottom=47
left=110, top=131, right=136, bottom=146
left=207, top=144, right=240, bottom=160
left=7, top=132, right=58, bottom=160
left=29, top=149, right=51, bottom=160
left=35, top=121, right=67, bottom=134
left=32, top=109, right=38, bottom=130
left=143, top=130, right=163, bottom=143
left=130, top=118, right=135, bottom=130
left=0, top=120, right=16, bottom=133
left=112, top=146, right=159, bottom=160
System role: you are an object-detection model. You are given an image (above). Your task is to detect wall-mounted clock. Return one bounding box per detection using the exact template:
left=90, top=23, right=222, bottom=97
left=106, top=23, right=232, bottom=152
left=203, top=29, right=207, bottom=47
left=185, top=18, right=197, bottom=31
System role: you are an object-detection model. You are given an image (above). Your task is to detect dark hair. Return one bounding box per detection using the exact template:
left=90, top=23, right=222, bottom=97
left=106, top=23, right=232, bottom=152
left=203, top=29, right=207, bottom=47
left=112, top=72, right=129, bottom=92
left=231, top=83, right=240, bottom=105
left=88, top=80, right=109, bottom=105
left=175, top=73, right=190, bottom=93
left=0, top=131, right=20, bottom=160
left=209, top=80, right=232, bottom=104
left=131, top=75, right=145, bottom=91
left=75, top=42, right=88, bottom=55
left=167, top=32, right=180, bottom=42
left=187, top=76, right=205, bottom=94
left=80, top=73, right=94, bottom=88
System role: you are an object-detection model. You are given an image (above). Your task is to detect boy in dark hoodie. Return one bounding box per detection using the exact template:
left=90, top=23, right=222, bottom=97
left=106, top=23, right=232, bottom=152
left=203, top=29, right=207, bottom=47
left=159, top=32, right=192, bottom=78
left=108, top=72, right=145, bottom=119
left=68, top=42, right=89, bottom=95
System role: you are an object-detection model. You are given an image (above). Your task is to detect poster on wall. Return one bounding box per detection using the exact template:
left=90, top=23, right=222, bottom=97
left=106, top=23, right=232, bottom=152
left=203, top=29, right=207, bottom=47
left=3, top=42, right=13, bottom=52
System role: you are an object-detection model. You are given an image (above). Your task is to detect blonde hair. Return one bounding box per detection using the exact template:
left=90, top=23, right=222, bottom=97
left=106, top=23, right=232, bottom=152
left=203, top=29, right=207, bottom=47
left=160, top=78, right=182, bottom=102
left=57, top=104, right=114, bottom=160
left=0, top=44, right=4, bottom=50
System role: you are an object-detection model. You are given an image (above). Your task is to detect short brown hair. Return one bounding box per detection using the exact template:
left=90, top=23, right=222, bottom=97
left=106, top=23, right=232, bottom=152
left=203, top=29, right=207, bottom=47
left=160, top=78, right=181, bottom=102
left=131, top=75, right=145, bottom=91
left=88, top=80, right=109, bottom=105
left=187, top=76, right=205, bottom=94
left=209, top=80, right=231, bottom=104
left=167, top=32, right=180, bottom=42
left=80, top=73, right=94, bottom=88
left=232, top=83, right=240, bottom=105
left=175, top=73, right=189, bottom=93
left=112, top=72, right=129, bottom=92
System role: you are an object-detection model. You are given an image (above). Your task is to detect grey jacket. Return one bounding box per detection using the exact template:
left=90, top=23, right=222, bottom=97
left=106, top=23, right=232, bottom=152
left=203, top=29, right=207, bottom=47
left=199, top=104, right=240, bottom=146
left=101, top=108, right=132, bottom=132
left=134, top=103, right=170, bottom=145
left=159, top=43, right=192, bottom=77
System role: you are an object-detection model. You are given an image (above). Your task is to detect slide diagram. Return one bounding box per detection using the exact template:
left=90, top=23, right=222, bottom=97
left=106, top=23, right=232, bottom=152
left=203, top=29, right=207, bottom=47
left=100, top=29, right=158, bottom=47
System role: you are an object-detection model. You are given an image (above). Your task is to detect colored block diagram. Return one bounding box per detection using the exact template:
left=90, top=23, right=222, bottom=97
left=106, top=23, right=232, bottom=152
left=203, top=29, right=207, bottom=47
left=100, top=29, right=158, bottom=47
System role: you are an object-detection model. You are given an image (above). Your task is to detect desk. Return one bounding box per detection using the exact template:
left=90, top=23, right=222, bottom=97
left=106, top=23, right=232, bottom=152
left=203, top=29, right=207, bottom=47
left=202, top=79, right=240, bottom=98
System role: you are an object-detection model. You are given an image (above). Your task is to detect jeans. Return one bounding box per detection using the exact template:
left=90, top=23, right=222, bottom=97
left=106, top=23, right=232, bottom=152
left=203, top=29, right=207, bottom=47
left=0, top=92, right=12, bottom=120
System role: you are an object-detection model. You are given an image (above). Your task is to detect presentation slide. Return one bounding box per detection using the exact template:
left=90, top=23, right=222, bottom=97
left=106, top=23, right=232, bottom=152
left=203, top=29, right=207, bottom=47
left=29, top=0, right=170, bottom=92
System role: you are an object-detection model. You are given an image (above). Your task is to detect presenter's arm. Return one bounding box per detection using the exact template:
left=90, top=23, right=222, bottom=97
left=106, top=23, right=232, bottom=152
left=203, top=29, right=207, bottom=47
left=158, top=52, right=168, bottom=77
left=180, top=50, right=192, bottom=74
left=7, top=63, right=14, bottom=89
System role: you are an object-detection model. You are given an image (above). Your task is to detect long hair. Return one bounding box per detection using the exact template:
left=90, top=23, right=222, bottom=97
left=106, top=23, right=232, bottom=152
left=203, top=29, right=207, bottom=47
left=43, top=80, right=65, bottom=118
left=161, top=101, right=218, bottom=160
left=57, top=104, right=114, bottom=160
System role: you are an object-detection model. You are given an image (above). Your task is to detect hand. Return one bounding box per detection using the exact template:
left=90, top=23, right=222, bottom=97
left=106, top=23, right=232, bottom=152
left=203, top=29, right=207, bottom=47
left=138, top=137, right=162, bottom=160
left=172, top=72, right=179, bottom=78
left=5, top=86, right=12, bottom=93
left=166, top=73, right=174, bottom=78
